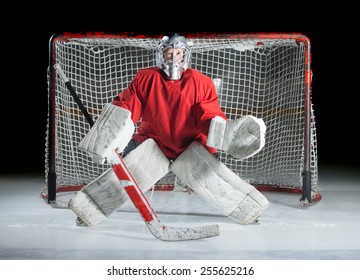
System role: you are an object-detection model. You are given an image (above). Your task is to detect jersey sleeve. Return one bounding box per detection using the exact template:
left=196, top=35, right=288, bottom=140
left=196, top=77, right=227, bottom=135
left=111, top=73, right=144, bottom=124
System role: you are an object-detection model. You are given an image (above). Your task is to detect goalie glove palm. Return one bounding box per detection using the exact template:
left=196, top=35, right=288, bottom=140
left=207, top=115, right=266, bottom=160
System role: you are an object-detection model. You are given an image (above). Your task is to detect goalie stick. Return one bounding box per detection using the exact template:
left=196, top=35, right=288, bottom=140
left=53, top=63, right=220, bottom=241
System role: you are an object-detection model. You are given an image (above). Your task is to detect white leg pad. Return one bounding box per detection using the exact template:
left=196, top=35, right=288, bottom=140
left=68, top=138, right=170, bottom=226
left=170, top=141, right=270, bottom=225
left=68, top=188, right=107, bottom=226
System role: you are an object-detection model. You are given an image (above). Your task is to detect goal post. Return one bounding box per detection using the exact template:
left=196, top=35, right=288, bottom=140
left=43, top=32, right=320, bottom=206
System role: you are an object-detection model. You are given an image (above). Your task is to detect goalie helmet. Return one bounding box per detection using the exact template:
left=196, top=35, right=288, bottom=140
left=156, top=33, right=191, bottom=80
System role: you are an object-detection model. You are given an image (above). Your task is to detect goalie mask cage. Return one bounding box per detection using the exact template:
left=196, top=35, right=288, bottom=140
left=43, top=32, right=320, bottom=206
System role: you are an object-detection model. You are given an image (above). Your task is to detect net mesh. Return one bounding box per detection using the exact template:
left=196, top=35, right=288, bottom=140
left=45, top=34, right=318, bottom=197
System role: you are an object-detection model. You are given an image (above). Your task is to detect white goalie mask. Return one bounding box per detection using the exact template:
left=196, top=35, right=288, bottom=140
left=156, top=33, right=191, bottom=80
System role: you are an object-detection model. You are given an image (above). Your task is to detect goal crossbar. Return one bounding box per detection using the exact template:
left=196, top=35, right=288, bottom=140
left=43, top=32, right=320, bottom=206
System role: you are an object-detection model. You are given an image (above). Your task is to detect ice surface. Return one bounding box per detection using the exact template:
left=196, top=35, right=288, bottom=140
left=0, top=165, right=359, bottom=261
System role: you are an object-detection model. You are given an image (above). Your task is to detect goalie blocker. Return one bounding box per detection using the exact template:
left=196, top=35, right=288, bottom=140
left=78, top=103, right=135, bottom=164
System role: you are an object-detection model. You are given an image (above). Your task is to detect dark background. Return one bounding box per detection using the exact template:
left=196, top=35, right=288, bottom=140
left=2, top=3, right=358, bottom=176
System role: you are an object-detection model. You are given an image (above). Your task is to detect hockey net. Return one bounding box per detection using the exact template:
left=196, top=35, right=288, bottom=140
left=43, top=32, right=320, bottom=205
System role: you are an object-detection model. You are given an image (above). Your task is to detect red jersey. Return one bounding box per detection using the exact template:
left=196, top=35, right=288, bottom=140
left=112, top=67, right=227, bottom=159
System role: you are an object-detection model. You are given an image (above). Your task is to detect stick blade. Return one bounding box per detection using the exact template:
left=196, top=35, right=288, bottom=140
left=147, top=222, right=220, bottom=241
